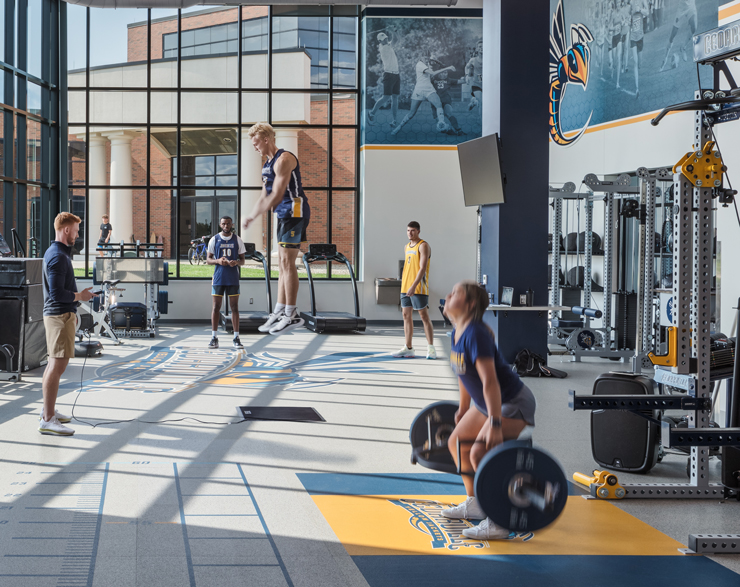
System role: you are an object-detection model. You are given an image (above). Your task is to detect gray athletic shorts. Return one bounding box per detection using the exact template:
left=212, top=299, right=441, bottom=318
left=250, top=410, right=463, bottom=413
left=475, top=384, right=536, bottom=427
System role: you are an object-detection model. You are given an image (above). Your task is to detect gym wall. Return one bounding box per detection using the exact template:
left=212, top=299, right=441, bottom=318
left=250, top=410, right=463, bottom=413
left=548, top=0, right=740, bottom=338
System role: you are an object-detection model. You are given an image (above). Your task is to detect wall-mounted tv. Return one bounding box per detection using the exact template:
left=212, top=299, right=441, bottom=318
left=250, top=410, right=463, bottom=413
left=457, top=133, right=506, bottom=207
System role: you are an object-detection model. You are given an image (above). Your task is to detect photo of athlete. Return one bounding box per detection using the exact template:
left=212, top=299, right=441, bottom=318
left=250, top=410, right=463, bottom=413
left=431, top=63, right=464, bottom=135
left=659, top=0, right=697, bottom=71
left=391, top=52, right=456, bottom=136
left=465, top=40, right=483, bottom=115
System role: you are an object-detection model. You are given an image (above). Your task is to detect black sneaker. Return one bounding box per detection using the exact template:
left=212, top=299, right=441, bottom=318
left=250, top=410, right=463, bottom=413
left=233, top=336, right=244, bottom=349
left=208, top=337, right=219, bottom=349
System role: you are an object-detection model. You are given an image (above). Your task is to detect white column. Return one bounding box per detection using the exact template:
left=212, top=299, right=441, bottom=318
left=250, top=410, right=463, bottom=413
left=240, top=129, right=265, bottom=252
left=273, top=129, right=299, bottom=254
left=103, top=130, right=137, bottom=244
left=85, top=133, right=108, bottom=255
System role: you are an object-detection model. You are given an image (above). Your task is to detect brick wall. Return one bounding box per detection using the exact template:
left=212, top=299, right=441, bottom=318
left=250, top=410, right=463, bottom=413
left=128, top=7, right=268, bottom=62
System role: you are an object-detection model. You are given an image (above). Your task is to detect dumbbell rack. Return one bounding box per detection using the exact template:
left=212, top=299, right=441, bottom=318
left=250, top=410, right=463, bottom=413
left=569, top=99, right=740, bottom=554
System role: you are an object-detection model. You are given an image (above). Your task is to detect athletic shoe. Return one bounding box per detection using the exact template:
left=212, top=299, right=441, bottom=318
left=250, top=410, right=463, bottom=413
left=38, top=416, right=74, bottom=436
left=390, top=124, right=402, bottom=136
left=427, top=346, right=437, bottom=360
left=39, top=408, right=71, bottom=424
left=269, top=314, right=305, bottom=335
left=258, top=312, right=284, bottom=333
left=390, top=120, right=398, bottom=128
left=441, top=496, right=486, bottom=520
left=392, top=346, right=415, bottom=358
left=208, top=337, right=219, bottom=349
left=462, top=518, right=511, bottom=540
left=233, top=337, right=244, bottom=349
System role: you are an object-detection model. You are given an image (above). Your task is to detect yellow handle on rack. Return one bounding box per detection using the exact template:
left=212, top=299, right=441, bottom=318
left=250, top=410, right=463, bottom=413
left=649, top=326, right=677, bottom=367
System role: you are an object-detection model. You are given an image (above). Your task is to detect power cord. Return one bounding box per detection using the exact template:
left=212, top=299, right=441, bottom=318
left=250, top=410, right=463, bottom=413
left=695, top=61, right=740, bottom=228
left=70, top=331, right=248, bottom=429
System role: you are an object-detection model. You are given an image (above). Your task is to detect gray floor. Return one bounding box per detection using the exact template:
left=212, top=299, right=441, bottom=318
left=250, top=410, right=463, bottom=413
left=0, top=325, right=738, bottom=586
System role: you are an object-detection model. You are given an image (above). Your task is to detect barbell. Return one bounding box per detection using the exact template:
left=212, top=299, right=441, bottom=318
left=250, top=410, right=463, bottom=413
left=409, top=400, right=568, bottom=532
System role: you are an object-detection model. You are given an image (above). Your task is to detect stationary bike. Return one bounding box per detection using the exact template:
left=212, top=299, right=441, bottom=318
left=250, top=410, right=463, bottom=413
left=75, top=280, right=125, bottom=356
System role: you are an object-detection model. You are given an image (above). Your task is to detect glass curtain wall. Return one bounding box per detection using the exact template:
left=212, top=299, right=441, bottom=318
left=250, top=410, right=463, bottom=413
left=1, top=0, right=60, bottom=257
left=67, top=4, right=359, bottom=279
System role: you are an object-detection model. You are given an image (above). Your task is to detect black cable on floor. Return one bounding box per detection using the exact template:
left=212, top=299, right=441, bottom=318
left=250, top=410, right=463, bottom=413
left=70, top=331, right=248, bottom=429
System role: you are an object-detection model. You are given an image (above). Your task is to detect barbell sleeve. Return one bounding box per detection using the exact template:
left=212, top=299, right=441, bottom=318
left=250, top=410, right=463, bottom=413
left=571, top=306, right=603, bottom=318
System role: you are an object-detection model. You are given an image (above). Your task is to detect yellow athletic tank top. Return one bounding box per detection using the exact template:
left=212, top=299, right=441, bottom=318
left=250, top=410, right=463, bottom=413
left=401, top=239, right=430, bottom=295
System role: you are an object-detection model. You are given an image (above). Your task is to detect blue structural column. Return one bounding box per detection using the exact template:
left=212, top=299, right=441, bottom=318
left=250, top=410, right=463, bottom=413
left=480, top=0, right=550, bottom=362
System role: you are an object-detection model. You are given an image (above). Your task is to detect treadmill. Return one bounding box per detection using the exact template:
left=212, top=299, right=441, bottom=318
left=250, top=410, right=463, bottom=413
left=300, top=244, right=366, bottom=333
left=220, top=243, right=273, bottom=333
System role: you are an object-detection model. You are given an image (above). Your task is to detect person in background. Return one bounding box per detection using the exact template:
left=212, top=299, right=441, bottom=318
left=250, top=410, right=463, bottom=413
left=98, top=214, right=112, bottom=256
left=393, top=221, right=436, bottom=359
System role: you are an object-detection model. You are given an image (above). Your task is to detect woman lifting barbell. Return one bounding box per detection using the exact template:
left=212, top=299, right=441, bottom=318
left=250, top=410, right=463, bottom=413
left=442, top=280, right=537, bottom=540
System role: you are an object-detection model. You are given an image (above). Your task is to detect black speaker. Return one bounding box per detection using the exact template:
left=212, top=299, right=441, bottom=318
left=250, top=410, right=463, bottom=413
left=0, top=299, right=47, bottom=371
left=0, top=258, right=43, bottom=288
left=109, top=302, right=147, bottom=330
left=0, top=284, right=44, bottom=323
left=591, top=372, right=660, bottom=474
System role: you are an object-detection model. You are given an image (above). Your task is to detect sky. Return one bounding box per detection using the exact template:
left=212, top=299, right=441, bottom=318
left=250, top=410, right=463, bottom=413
left=67, top=5, right=215, bottom=71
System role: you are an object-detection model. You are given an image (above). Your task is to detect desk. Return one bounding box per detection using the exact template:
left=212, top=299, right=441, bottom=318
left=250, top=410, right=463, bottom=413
left=487, top=305, right=569, bottom=317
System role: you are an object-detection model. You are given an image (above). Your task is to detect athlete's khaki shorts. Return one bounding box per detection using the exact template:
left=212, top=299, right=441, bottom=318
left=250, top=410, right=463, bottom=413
left=43, top=312, right=77, bottom=359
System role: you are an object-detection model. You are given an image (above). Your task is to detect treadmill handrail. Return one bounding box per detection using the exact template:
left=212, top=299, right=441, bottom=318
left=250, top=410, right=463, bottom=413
left=248, top=251, right=272, bottom=313
left=222, top=250, right=271, bottom=317
left=302, top=251, right=361, bottom=318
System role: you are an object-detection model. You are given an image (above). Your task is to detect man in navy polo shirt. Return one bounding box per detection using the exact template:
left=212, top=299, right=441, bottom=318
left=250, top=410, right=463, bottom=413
left=40, top=212, right=94, bottom=436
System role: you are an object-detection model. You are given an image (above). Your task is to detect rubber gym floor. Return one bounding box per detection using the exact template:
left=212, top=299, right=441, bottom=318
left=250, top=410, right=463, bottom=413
left=0, top=325, right=738, bottom=587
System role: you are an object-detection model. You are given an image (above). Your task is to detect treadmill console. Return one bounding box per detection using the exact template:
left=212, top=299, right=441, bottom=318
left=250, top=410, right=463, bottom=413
left=243, top=242, right=256, bottom=256
left=308, top=244, right=337, bottom=257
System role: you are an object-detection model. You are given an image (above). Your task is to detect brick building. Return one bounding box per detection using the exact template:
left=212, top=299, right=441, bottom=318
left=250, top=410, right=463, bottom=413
left=69, top=6, right=357, bottom=268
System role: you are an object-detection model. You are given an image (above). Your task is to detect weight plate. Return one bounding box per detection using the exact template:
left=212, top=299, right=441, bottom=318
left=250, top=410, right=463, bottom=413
left=409, top=401, right=458, bottom=474
left=474, top=441, right=568, bottom=532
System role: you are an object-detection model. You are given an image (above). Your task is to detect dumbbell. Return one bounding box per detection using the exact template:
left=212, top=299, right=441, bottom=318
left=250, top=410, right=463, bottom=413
left=410, top=401, right=568, bottom=532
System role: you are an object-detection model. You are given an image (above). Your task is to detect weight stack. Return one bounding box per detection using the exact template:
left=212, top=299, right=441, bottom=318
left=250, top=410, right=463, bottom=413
left=0, top=299, right=47, bottom=372
left=591, top=372, right=660, bottom=474
left=615, top=292, right=637, bottom=349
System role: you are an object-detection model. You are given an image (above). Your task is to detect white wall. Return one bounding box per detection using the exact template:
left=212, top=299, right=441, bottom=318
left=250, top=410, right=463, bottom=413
left=549, top=107, right=740, bottom=337
left=360, top=147, right=478, bottom=320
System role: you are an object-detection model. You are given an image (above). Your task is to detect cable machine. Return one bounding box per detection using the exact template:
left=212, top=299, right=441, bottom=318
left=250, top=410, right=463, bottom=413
left=569, top=17, right=740, bottom=552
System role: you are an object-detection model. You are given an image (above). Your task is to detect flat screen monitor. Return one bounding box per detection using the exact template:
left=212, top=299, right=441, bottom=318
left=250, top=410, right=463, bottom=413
left=457, top=133, right=506, bottom=206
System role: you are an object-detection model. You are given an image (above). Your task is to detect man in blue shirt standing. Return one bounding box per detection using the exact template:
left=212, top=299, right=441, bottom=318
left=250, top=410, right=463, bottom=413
left=206, top=216, right=246, bottom=349
left=40, top=212, right=94, bottom=436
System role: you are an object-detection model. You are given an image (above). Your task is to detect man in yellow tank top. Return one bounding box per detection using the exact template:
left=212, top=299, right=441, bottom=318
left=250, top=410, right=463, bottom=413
left=393, top=221, right=436, bottom=359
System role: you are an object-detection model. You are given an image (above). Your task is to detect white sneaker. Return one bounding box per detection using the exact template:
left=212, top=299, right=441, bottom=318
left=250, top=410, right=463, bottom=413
left=462, top=518, right=511, bottom=540
left=38, top=416, right=74, bottom=436
left=392, top=346, right=415, bottom=358
left=427, top=346, right=437, bottom=360
left=258, top=312, right=284, bottom=333
left=39, top=408, right=71, bottom=424
left=441, top=496, right=486, bottom=520
left=269, top=313, right=304, bottom=335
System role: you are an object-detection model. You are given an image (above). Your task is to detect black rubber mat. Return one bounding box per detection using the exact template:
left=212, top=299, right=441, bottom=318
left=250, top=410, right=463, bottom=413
left=237, top=406, right=325, bottom=422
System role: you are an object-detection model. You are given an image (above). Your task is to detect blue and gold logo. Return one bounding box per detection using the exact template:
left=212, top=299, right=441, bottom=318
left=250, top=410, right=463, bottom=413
left=67, top=348, right=410, bottom=394
left=449, top=351, right=466, bottom=376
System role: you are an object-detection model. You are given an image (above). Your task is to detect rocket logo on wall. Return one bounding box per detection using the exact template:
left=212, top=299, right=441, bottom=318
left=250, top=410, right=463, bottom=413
left=549, top=0, right=593, bottom=146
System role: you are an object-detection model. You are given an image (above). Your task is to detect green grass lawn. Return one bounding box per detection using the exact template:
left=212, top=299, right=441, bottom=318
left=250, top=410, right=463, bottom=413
left=75, top=264, right=351, bottom=280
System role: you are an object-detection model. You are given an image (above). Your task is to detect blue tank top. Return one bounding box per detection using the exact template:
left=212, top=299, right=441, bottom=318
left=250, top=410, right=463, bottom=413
left=262, top=149, right=310, bottom=219
left=209, top=233, right=244, bottom=287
